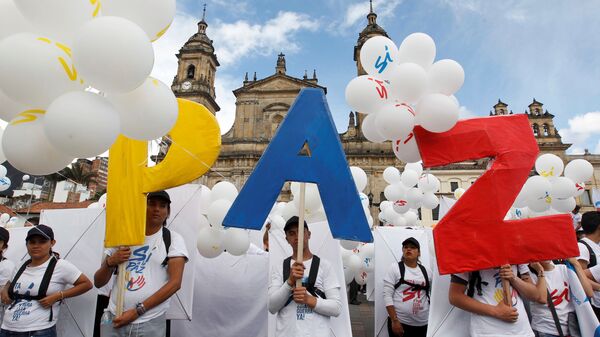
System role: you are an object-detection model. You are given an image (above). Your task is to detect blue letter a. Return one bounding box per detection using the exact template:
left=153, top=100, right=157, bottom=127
left=223, top=89, right=372, bottom=242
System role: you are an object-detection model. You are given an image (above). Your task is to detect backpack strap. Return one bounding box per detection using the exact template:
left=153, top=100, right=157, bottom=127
left=579, top=239, right=597, bottom=267
left=394, top=262, right=406, bottom=290
left=9, top=257, right=59, bottom=322
left=306, top=256, right=326, bottom=299
left=282, top=256, right=292, bottom=283
left=417, top=263, right=431, bottom=299
left=547, top=290, right=566, bottom=337
left=8, top=259, right=31, bottom=300
left=161, top=227, right=171, bottom=267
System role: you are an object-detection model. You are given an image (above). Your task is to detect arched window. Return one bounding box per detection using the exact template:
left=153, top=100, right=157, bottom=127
left=186, top=65, right=195, bottom=79
left=543, top=124, right=550, bottom=136
left=535, top=108, right=540, bottom=116
left=532, top=124, right=539, bottom=137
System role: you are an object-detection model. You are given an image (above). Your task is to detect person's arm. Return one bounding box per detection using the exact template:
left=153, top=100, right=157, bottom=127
left=502, top=265, right=539, bottom=302
left=527, top=263, right=547, bottom=304
left=583, top=264, right=600, bottom=292
left=268, top=262, right=304, bottom=314
left=112, top=256, right=186, bottom=328
left=94, top=247, right=130, bottom=288
left=313, top=287, right=341, bottom=317
left=0, top=281, right=12, bottom=305
left=448, top=276, right=518, bottom=323
left=39, top=273, right=93, bottom=308
left=567, top=258, right=594, bottom=298
left=382, top=265, right=399, bottom=326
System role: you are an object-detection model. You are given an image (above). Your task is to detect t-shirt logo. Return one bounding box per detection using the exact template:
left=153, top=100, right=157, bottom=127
left=125, top=245, right=152, bottom=291
left=550, top=282, right=569, bottom=306
left=11, top=282, right=35, bottom=321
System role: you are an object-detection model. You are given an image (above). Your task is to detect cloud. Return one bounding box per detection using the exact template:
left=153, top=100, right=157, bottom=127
left=214, top=75, right=238, bottom=134
left=458, top=106, right=477, bottom=119
left=559, top=111, right=600, bottom=153
left=211, top=11, right=319, bottom=67
left=332, top=0, right=403, bottom=32
left=595, top=140, right=600, bottom=154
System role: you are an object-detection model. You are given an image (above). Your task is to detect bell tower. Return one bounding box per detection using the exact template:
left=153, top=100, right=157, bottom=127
left=171, top=4, right=220, bottom=114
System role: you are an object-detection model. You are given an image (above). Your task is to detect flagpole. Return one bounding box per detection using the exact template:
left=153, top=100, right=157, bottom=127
left=296, top=183, right=306, bottom=288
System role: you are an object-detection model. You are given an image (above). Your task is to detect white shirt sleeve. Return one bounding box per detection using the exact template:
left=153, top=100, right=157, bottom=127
left=590, top=264, right=600, bottom=282
left=57, top=259, right=83, bottom=285
left=314, top=287, right=341, bottom=317
left=104, top=247, right=116, bottom=257
left=0, top=260, right=15, bottom=286
left=578, top=242, right=591, bottom=263
left=168, top=231, right=189, bottom=260
left=383, top=263, right=400, bottom=307
left=268, top=262, right=293, bottom=314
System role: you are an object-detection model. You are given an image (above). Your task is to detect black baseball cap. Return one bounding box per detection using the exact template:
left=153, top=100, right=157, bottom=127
left=0, top=227, right=9, bottom=243
left=402, top=237, right=420, bottom=249
left=25, top=224, right=54, bottom=241
left=147, top=190, right=171, bottom=204
left=283, top=216, right=309, bottom=233
left=582, top=211, right=600, bottom=234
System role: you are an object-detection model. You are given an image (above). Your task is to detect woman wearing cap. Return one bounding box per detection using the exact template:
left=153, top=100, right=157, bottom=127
left=0, top=227, right=15, bottom=323
left=0, top=225, right=92, bottom=337
left=383, top=237, right=432, bottom=337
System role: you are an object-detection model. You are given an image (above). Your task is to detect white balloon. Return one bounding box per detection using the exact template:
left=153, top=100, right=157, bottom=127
left=574, top=182, right=586, bottom=197
left=73, top=16, right=154, bottom=93
left=269, top=215, right=285, bottom=231
left=404, top=211, right=418, bottom=226
left=0, top=165, right=6, bottom=178
left=100, top=0, right=176, bottom=42
left=354, top=269, right=368, bottom=286
left=422, top=192, right=439, bottom=209
left=196, top=227, right=224, bottom=258
left=361, top=113, right=387, bottom=143
left=303, top=183, right=322, bottom=212
left=211, top=181, right=238, bottom=202
left=383, top=207, right=398, bottom=224
left=198, top=185, right=212, bottom=214
left=0, top=176, right=10, bottom=192
left=406, top=187, right=424, bottom=207
left=359, top=36, right=400, bottom=78
left=22, top=174, right=30, bottom=181
left=528, top=194, right=552, bottom=213
left=416, top=93, right=459, bottom=133
left=428, top=59, right=465, bottom=95
left=551, top=197, right=576, bottom=214
left=87, top=202, right=100, bottom=209
left=367, top=214, right=374, bottom=228
left=535, top=154, right=564, bottom=179
left=198, top=214, right=210, bottom=230
left=222, top=228, right=250, bottom=256
left=0, top=213, right=8, bottom=223
left=107, top=77, right=178, bottom=140
left=393, top=214, right=407, bottom=227
left=404, top=162, right=423, bottom=177
left=341, top=240, right=359, bottom=251
left=392, top=133, right=421, bottom=163
left=345, top=75, right=392, bottom=114
left=358, top=243, right=374, bottom=261
left=564, top=159, right=594, bottom=183
left=383, top=167, right=401, bottom=184
left=3, top=114, right=73, bottom=175
left=524, top=176, right=552, bottom=202
left=350, top=166, right=368, bottom=192
left=0, top=89, right=27, bottom=122
left=513, top=184, right=529, bottom=208
left=392, top=199, right=410, bottom=214
left=207, top=199, right=232, bottom=228
left=397, top=33, right=436, bottom=69
left=401, top=169, right=419, bottom=188
left=0, top=33, right=84, bottom=107
left=281, top=202, right=298, bottom=221
left=374, top=103, right=415, bottom=140
left=98, top=193, right=107, bottom=207
left=379, top=200, right=392, bottom=211
left=551, top=177, right=577, bottom=199
left=0, top=0, right=35, bottom=41
left=44, top=91, right=120, bottom=158
left=359, top=193, right=370, bottom=209
left=343, top=265, right=354, bottom=285
left=384, top=183, right=406, bottom=202
left=418, top=174, right=440, bottom=193
left=387, top=63, right=428, bottom=103
left=15, top=0, right=98, bottom=44
left=454, top=188, right=466, bottom=200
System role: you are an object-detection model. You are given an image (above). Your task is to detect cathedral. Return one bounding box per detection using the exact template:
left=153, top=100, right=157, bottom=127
left=170, top=6, right=600, bottom=225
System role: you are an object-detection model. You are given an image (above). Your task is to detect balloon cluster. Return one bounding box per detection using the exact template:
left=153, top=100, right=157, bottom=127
left=0, top=213, right=19, bottom=228
left=0, top=165, right=10, bottom=192
left=0, top=0, right=178, bottom=175
left=196, top=182, right=253, bottom=258
left=378, top=163, right=440, bottom=226
left=345, top=33, right=464, bottom=163
left=341, top=243, right=374, bottom=286
left=512, top=155, right=594, bottom=217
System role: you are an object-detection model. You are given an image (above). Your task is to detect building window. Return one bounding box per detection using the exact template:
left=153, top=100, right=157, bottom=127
left=581, top=190, right=592, bottom=206
left=450, top=181, right=459, bottom=192
left=532, top=124, right=539, bottom=137
left=186, top=65, right=195, bottom=79
left=535, top=108, right=540, bottom=116
left=543, top=124, right=550, bottom=136
left=380, top=192, right=386, bottom=203
left=432, top=205, right=440, bottom=221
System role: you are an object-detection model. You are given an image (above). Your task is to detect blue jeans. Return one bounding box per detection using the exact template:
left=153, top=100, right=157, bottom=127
left=534, top=331, right=561, bottom=337
left=100, top=312, right=166, bottom=337
left=0, top=326, right=57, bottom=337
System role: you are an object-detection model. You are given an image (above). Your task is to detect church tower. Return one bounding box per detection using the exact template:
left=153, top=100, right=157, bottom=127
left=353, top=0, right=389, bottom=137
left=171, top=4, right=220, bottom=114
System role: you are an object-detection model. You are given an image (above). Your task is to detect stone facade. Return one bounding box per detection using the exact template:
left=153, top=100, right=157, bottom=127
left=174, top=7, right=600, bottom=226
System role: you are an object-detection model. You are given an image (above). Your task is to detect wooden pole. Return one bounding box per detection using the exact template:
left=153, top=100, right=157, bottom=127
left=295, top=183, right=306, bottom=288
left=115, top=257, right=127, bottom=316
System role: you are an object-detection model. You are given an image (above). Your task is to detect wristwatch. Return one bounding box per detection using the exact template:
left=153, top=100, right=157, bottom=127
left=135, top=302, right=146, bottom=316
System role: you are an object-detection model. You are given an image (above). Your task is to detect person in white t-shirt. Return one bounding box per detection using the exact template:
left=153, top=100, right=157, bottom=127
left=383, top=237, right=431, bottom=337
left=0, top=225, right=92, bottom=337
left=268, top=216, right=342, bottom=337
left=94, top=190, right=189, bottom=337
left=0, top=227, right=14, bottom=324
left=449, top=264, right=543, bottom=337
left=528, top=259, right=593, bottom=337
left=576, top=211, right=600, bottom=320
